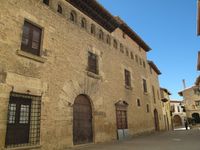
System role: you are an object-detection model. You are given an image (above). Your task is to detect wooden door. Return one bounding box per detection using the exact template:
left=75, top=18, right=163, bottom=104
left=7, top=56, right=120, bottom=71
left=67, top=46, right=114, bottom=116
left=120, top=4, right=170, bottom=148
left=154, top=109, right=160, bottom=131
left=6, top=96, right=31, bottom=146
left=73, top=95, right=93, bottom=145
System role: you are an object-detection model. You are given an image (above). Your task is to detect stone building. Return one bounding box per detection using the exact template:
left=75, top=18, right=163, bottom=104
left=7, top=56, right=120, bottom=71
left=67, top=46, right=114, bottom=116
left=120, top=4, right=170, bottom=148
left=160, top=88, right=172, bottom=130
left=0, top=0, right=165, bottom=149
left=170, top=100, right=186, bottom=128
left=179, top=87, right=200, bottom=124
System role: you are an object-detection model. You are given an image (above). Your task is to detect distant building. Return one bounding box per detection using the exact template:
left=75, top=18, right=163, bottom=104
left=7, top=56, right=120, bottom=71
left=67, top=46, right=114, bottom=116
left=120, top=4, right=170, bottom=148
left=170, top=100, right=186, bottom=127
left=179, top=87, right=200, bottom=124
left=160, top=88, right=172, bottom=130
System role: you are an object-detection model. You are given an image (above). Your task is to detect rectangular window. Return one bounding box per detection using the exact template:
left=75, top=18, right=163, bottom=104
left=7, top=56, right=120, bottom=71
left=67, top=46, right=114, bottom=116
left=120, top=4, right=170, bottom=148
left=124, top=69, right=131, bottom=87
left=146, top=104, right=150, bottom=113
left=137, top=99, right=141, bottom=107
left=143, top=79, right=147, bottom=93
left=5, top=92, right=41, bottom=148
left=88, top=52, right=98, bottom=74
left=143, top=61, right=146, bottom=68
left=152, top=86, right=156, bottom=103
left=195, top=100, right=200, bottom=106
left=21, top=21, right=42, bottom=56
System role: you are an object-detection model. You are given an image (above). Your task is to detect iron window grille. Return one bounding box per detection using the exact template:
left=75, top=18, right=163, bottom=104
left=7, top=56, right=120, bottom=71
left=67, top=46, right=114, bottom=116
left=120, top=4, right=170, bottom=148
left=5, top=92, right=41, bottom=148
left=88, top=52, right=98, bottom=74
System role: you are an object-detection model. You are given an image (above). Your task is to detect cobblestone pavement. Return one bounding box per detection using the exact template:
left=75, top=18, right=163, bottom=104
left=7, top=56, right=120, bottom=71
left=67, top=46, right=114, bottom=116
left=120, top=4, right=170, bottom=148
left=70, top=128, right=200, bottom=150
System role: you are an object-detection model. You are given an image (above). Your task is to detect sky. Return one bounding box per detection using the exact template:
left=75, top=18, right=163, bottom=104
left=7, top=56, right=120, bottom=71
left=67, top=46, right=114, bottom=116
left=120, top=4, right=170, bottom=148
left=98, top=0, right=200, bottom=100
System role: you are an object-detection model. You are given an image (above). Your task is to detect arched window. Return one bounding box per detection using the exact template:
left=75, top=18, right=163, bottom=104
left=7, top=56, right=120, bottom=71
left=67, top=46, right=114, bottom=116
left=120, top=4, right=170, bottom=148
left=91, top=24, right=96, bottom=35
left=113, top=39, right=118, bottom=49
left=81, top=18, right=87, bottom=29
left=130, top=52, right=134, bottom=59
left=126, top=48, right=129, bottom=56
left=70, top=11, right=77, bottom=23
left=57, top=4, right=62, bottom=14
left=106, top=35, right=111, bottom=45
left=99, top=30, right=104, bottom=40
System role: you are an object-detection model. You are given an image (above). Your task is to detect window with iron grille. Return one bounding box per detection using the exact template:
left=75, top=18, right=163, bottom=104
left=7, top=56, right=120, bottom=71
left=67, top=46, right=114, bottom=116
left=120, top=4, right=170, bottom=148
left=21, top=21, right=42, bottom=56
left=124, top=69, right=131, bottom=87
left=143, top=79, right=147, bottom=93
left=5, top=92, right=41, bottom=148
left=88, top=52, right=98, bottom=74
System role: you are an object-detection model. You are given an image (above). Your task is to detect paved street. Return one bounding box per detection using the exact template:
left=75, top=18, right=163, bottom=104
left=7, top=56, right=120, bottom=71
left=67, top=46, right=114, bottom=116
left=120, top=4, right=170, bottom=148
left=71, top=129, right=200, bottom=150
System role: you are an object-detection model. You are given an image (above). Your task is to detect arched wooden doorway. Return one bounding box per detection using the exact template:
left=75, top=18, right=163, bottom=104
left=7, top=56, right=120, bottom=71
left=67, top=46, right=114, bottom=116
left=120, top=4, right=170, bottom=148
left=154, top=109, right=159, bottom=131
left=173, top=115, right=182, bottom=127
left=73, top=95, right=93, bottom=145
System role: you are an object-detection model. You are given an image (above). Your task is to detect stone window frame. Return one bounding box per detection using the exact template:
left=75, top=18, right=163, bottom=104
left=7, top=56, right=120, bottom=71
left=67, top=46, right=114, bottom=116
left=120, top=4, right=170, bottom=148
left=106, top=34, right=111, bottom=45
left=146, top=104, right=150, bottom=113
left=124, top=69, right=132, bottom=90
left=57, top=4, right=63, bottom=14
left=91, top=24, right=96, bottom=35
left=70, top=10, right=77, bottom=23
left=120, top=43, right=124, bottom=53
left=20, top=19, right=45, bottom=59
left=135, top=55, right=138, bottom=64
left=136, top=98, right=141, bottom=107
left=143, top=60, right=146, bottom=68
left=87, top=51, right=99, bottom=75
left=142, top=78, right=148, bottom=94
left=98, top=29, right=104, bottom=41
left=113, top=39, right=118, bottom=49
left=130, top=52, right=134, bottom=60
left=81, top=17, right=87, bottom=29
left=126, top=48, right=129, bottom=57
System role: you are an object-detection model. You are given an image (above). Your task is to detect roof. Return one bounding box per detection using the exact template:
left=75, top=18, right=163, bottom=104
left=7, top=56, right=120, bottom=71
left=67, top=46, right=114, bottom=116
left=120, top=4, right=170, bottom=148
left=148, top=60, right=162, bottom=75
left=66, top=0, right=151, bottom=52
left=197, top=0, right=200, bottom=35
left=160, top=87, right=171, bottom=95
left=178, top=86, right=196, bottom=96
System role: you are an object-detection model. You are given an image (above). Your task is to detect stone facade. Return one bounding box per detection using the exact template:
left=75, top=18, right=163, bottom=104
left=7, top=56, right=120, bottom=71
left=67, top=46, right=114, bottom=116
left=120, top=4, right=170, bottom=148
left=170, top=100, right=186, bottom=127
left=160, top=88, right=172, bottom=130
left=0, top=0, right=165, bottom=150
left=179, top=86, right=200, bottom=123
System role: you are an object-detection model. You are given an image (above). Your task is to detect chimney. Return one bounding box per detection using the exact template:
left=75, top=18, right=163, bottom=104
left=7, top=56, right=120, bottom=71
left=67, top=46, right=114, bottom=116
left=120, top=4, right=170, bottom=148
left=182, top=79, right=186, bottom=89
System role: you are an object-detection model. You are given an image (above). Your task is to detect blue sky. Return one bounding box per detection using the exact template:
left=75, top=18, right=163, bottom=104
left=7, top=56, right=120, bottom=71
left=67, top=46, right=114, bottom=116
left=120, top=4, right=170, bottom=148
left=98, top=0, right=200, bottom=100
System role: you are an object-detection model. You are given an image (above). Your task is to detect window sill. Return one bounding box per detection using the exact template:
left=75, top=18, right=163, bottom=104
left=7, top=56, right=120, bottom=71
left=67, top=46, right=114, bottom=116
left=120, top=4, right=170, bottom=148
left=5, top=145, right=41, bottom=150
left=125, top=85, right=132, bottom=90
left=144, top=92, right=148, bottom=95
left=87, top=71, right=101, bottom=79
left=17, top=50, right=46, bottom=63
